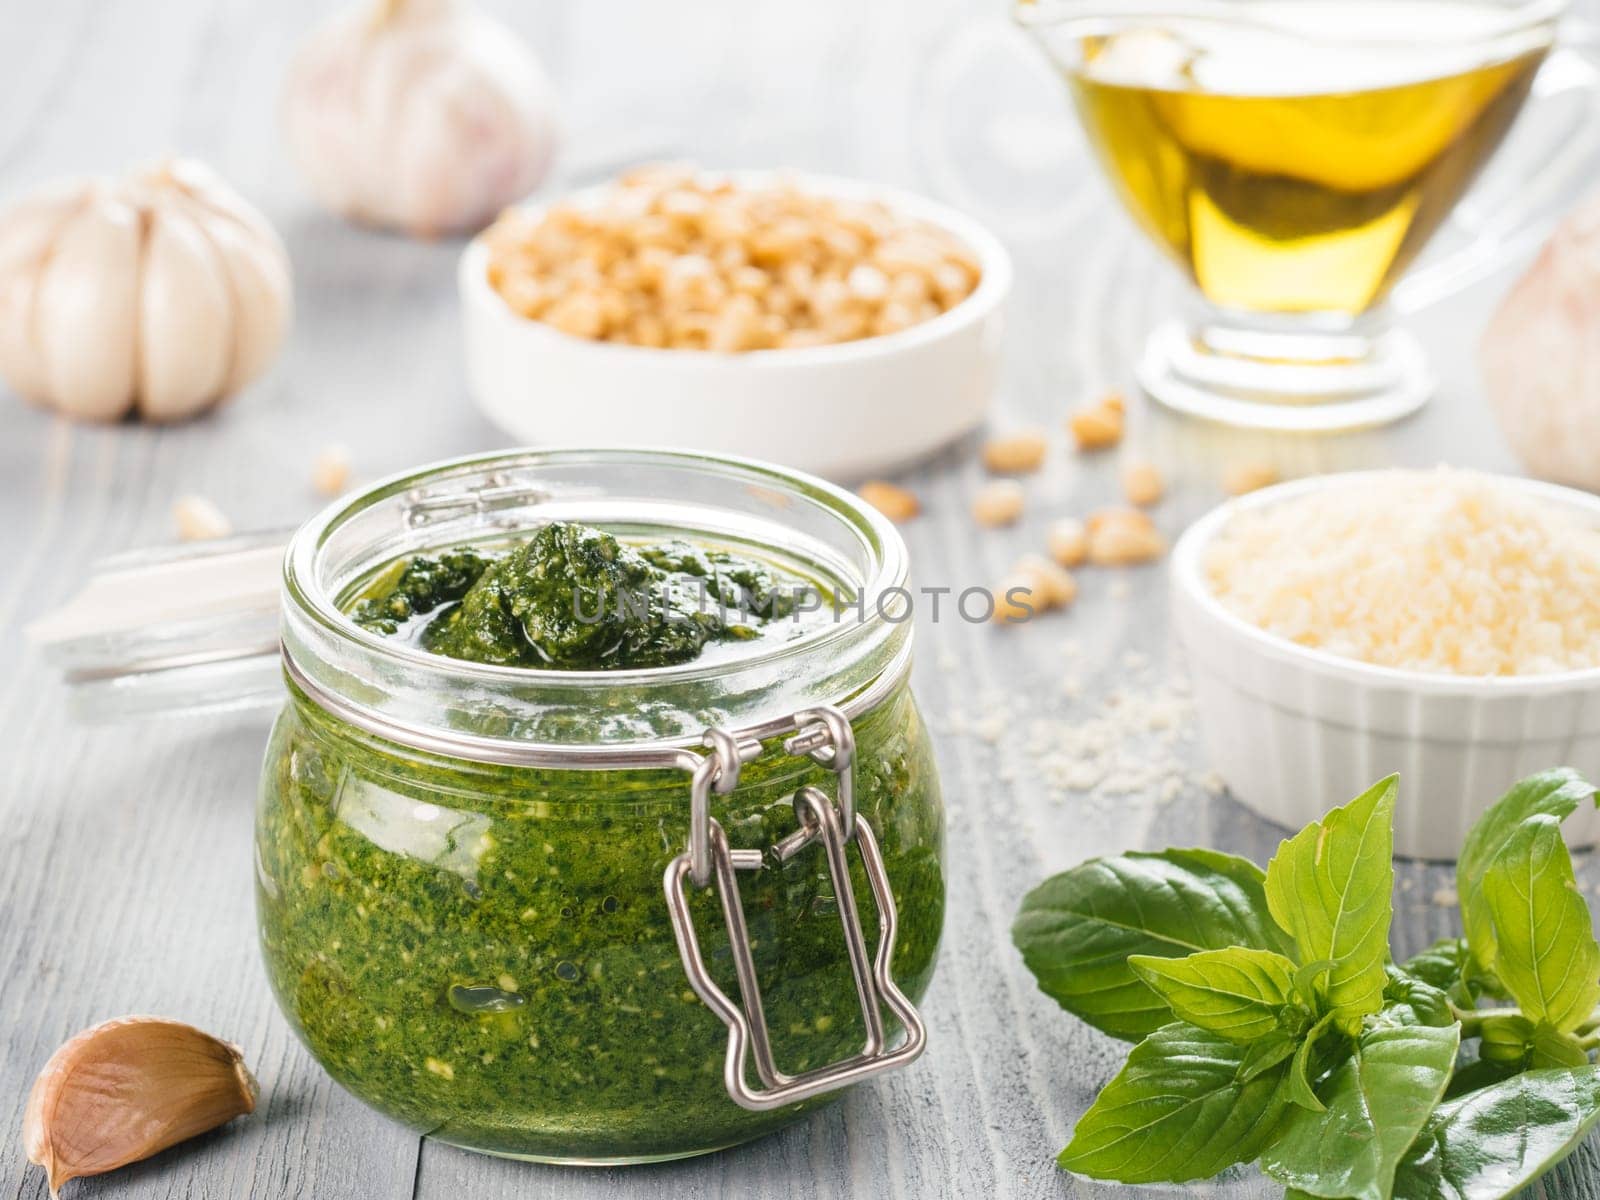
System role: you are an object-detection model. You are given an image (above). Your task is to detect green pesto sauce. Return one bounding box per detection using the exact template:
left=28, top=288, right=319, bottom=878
left=349, top=521, right=825, bottom=671
left=257, top=524, right=944, bottom=1161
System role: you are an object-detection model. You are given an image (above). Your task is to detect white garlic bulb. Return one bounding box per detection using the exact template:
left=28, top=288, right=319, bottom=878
left=1480, top=191, right=1600, bottom=490
left=282, top=0, right=559, bottom=238
left=0, top=159, right=292, bottom=423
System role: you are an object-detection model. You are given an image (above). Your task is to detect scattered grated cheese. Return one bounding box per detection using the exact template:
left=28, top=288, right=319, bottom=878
left=940, top=673, right=1217, bottom=806
left=1205, top=468, right=1600, bottom=676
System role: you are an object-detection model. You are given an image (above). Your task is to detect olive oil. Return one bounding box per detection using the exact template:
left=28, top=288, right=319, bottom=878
left=1061, top=3, right=1550, bottom=313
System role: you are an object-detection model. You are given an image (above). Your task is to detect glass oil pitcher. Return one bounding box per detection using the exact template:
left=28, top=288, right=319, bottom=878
left=1016, top=0, right=1600, bottom=430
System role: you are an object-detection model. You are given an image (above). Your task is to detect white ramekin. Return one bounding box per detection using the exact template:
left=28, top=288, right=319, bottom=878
left=458, top=172, right=1011, bottom=481
left=1171, top=472, right=1600, bottom=860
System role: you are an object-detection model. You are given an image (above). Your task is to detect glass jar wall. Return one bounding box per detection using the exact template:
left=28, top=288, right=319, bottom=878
left=254, top=448, right=946, bottom=1163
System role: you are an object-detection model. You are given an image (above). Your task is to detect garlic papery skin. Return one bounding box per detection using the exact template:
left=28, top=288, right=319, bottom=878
left=1480, top=190, right=1600, bottom=490
left=282, top=0, right=559, bottom=238
left=23, top=1015, right=258, bottom=1197
left=0, top=159, right=292, bottom=423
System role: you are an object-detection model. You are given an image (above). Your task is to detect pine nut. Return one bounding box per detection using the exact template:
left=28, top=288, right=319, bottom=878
left=859, top=480, right=920, bottom=523
left=1068, top=394, right=1125, bottom=451
left=1122, top=460, right=1164, bottom=506
left=1015, top=553, right=1077, bottom=609
left=311, top=445, right=352, bottom=497
left=981, top=430, right=1049, bottom=475
left=991, top=574, right=1040, bottom=625
left=174, top=495, right=232, bottom=542
left=1047, top=517, right=1088, bottom=567
left=1086, top=507, right=1164, bottom=565
left=973, top=480, right=1025, bottom=527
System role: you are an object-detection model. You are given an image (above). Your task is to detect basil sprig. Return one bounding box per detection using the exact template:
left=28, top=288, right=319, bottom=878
left=1014, top=768, right=1600, bottom=1200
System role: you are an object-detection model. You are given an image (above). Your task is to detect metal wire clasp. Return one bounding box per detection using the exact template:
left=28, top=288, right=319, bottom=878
left=401, top=470, right=549, bottom=529
left=663, top=704, right=927, bottom=1112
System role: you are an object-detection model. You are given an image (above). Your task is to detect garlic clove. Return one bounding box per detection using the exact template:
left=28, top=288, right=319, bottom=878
left=35, top=195, right=141, bottom=421
left=395, top=76, right=497, bottom=239
left=0, top=272, right=51, bottom=405
left=23, top=1015, right=258, bottom=1197
left=216, top=232, right=294, bottom=397
left=138, top=207, right=233, bottom=422
left=159, top=159, right=280, bottom=247
left=0, top=185, right=85, bottom=277
left=176, top=197, right=293, bottom=396
left=161, top=178, right=293, bottom=398
left=0, top=191, right=83, bottom=405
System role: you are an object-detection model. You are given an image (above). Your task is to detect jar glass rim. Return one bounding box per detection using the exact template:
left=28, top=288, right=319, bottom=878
left=281, top=446, right=913, bottom=755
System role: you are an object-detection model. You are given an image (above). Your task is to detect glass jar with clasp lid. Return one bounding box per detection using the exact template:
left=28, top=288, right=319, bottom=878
left=239, top=447, right=945, bottom=1163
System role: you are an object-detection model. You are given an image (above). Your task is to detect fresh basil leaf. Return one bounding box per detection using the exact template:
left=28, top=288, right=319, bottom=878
left=1381, top=967, right=1455, bottom=1029
left=1401, top=939, right=1505, bottom=1007
left=1478, top=814, right=1600, bottom=1033
left=1402, top=938, right=1472, bottom=994
left=1238, top=1030, right=1300, bottom=1082
left=1393, top=1066, right=1600, bottom=1199
left=1477, top=1013, right=1539, bottom=1069
left=1533, top=1027, right=1592, bottom=1069
left=1266, top=776, right=1397, bottom=1025
left=1262, top=1021, right=1460, bottom=1200
left=1058, top=1021, right=1293, bottom=1183
left=1459, top=769, right=1597, bottom=974
left=1287, top=1012, right=1335, bottom=1113
left=1401, top=940, right=1510, bottom=1017
left=1442, top=1057, right=1516, bottom=1101
left=1293, top=958, right=1338, bottom=1008
left=1013, top=848, right=1290, bottom=1041
left=1129, top=947, right=1298, bottom=1044
left=1482, top=1012, right=1593, bottom=1072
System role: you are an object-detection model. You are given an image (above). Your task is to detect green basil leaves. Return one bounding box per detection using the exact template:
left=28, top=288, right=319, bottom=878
left=1015, top=770, right=1600, bottom=1200
left=1261, top=1022, right=1460, bottom=1200
left=1264, top=776, right=1396, bottom=1027
left=1129, top=947, right=1299, bottom=1043
left=1057, top=1022, right=1294, bottom=1183
left=1477, top=815, right=1600, bottom=1033
left=1393, top=1068, right=1600, bottom=1199
left=1012, top=847, right=1292, bottom=1040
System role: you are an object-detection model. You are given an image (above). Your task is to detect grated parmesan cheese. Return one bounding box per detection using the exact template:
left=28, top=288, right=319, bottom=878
left=1204, top=468, right=1600, bottom=676
left=940, top=668, right=1220, bottom=806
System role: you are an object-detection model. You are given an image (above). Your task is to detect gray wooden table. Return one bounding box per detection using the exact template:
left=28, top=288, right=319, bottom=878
left=2, top=1, right=1597, bottom=1197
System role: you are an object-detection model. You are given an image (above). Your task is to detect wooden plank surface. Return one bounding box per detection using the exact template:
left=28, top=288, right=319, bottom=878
left=1, top=1, right=1597, bottom=1197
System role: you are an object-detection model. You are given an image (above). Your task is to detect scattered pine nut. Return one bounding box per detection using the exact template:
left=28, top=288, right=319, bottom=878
left=1068, top=393, right=1125, bottom=451
left=859, top=480, right=920, bottom=523
left=981, top=430, right=1048, bottom=475
left=173, top=495, right=232, bottom=542
left=1046, top=517, right=1088, bottom=567
left=1015, top=553, right=1077, bottom=610
left=1086, top=507, right=1164, bottom=565
left=311, top=445, right=352, bottom=497
left=972, top=479, right=1025, bottom=527
left=991, top=573, right=1039, bottom=625
left=1122, top=460, right=1164, bottom=506
left=1223, top=460, right=1281, bottom=496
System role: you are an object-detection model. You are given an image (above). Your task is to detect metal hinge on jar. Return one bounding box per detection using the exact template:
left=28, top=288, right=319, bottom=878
left=402, top=471, right=550, bottom=529
left=662, top=704, right=927, bottom=1112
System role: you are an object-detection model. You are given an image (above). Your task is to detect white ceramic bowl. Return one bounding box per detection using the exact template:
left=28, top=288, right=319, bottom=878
left=459, top=172, right=1011, bottom=481
left=1172, top=472, right=1600, bottom=859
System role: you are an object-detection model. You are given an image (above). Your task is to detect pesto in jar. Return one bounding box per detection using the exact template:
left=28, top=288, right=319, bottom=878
left=256, top=521, right=944, bottom=1162
left=348, top=521, right=827, bottom=671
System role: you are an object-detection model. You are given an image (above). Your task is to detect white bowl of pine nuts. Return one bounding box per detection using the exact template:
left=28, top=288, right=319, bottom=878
left=459, top=167, right=1011, bottom=479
